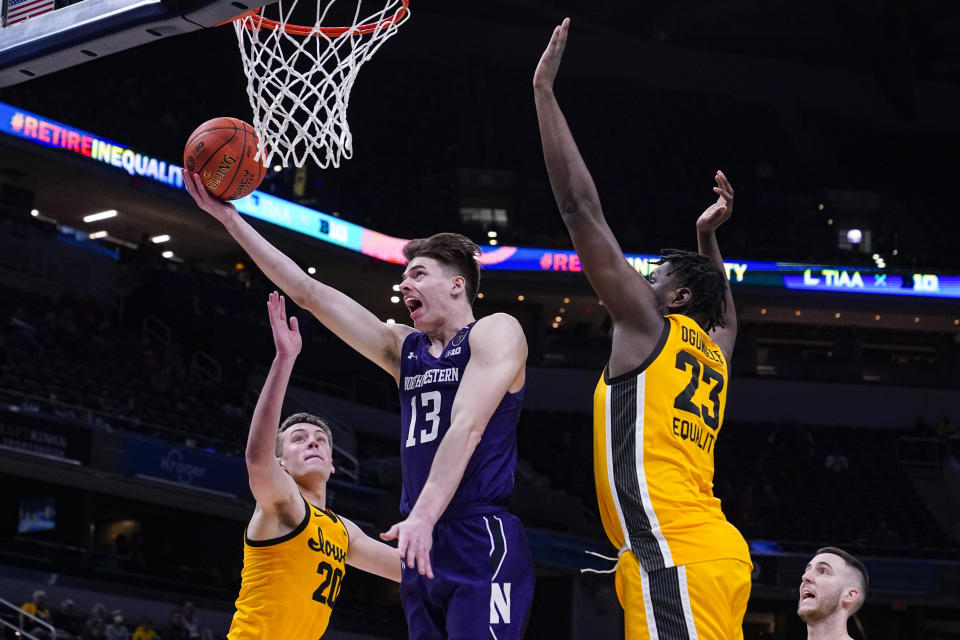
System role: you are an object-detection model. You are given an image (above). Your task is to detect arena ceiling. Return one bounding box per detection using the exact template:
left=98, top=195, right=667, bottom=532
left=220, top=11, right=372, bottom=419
left=1, top=1, right=959, bottom=332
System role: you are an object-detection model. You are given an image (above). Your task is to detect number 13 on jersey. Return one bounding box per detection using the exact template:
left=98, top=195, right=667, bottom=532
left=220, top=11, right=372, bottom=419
left=406, top=391, right=442, bottom=448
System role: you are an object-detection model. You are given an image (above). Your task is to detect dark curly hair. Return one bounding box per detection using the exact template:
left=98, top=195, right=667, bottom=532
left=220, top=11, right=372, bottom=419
left=402, top=233, right=482, bottom=303
left=652, top=249, right=728, bottom=332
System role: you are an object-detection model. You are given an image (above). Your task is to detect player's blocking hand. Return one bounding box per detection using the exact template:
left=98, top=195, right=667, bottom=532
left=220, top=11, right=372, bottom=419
left=697, top=170, right=735, bottom=232
left=380, top=515, right=435, bottom=579
left=533, top=17, right=570, bottom=90
left=180, top=169, right=240, bottom=226
left=267, top=291, right=301, bottom=361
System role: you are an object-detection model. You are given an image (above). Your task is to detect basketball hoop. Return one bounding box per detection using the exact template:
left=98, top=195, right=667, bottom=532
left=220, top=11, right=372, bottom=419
left=232, top=0, right=409, bottom=169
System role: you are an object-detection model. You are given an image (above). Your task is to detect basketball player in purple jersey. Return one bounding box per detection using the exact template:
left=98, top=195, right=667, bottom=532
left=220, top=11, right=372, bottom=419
left=182, top=171, right=534, bottom=639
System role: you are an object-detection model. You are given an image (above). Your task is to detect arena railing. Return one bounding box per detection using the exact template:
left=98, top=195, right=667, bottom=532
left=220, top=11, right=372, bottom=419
left=0, top=596, right=55, bottom=640
left=0, top=387, right=239, bottom=453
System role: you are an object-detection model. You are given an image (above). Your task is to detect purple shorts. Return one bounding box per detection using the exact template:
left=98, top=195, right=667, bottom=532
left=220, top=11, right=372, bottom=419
left=400, top=510, right=535, bottom=639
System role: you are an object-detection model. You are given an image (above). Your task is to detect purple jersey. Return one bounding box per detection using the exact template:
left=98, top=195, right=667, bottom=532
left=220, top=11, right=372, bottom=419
left=398, top=321, right=523, bottom=516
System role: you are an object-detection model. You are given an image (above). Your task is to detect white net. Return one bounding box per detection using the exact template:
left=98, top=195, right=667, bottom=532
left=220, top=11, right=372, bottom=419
left=233, top=0, right=409, bottom=169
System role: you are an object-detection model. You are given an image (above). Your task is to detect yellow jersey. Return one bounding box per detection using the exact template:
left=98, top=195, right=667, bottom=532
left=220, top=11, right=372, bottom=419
left=228, top=498, right=350, bottom=640
left=593, top=314, right=750, bottom=571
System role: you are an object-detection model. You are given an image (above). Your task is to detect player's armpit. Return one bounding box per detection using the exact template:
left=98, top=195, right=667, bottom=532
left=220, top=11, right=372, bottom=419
left=246, top=456, right=302, bottom=515
left=342, top=517, right=402, bottom=583
left=245, top=490, right=307, bottom=542
left=564, top=214, right=663, bottom=330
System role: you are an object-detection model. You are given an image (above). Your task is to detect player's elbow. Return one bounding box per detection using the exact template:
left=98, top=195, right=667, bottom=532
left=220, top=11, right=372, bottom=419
left=559, top=197, right=601, bottom=225
left=463, top=421, right=486, bottom=449
left=286, top=281, right=315, bottom=310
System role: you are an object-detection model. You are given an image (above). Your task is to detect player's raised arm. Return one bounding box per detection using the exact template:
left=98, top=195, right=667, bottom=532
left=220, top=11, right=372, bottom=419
left=697, top=171, right=737, bottom=361
left=381, top=313, right=526, bottom=579
left=341, top=517, right=402, bottom=583
left=182, top=170, right=414, bottom=381
left=245, top=292, right=304, bottom=512
left=533, top=19, right=662, bottom=336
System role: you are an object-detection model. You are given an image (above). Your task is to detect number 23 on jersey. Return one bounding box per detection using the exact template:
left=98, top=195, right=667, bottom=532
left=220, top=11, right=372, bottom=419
left=670, top=349, right=725, bottom=454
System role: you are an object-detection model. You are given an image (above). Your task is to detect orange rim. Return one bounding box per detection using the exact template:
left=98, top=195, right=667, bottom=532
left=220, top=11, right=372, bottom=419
left=233, top=0, right=408, bottom=37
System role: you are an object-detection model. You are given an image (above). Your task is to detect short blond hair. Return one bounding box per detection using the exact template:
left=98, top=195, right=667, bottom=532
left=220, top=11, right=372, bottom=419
left=276, top=413, right=333, bottom=456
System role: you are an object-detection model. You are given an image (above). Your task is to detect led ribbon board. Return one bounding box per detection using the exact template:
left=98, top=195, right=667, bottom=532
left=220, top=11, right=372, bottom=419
left=3, top=101, right=958, bottom=299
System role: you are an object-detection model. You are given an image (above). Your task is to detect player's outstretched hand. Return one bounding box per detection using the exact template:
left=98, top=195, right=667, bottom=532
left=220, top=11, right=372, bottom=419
left=697, top=170, right=734, bottom=232
left=181, top=169, right=240, bottom=226
left=533, top=17, right=570, bottom=91
left=380, top=515, right=435, bottom=579
left=267, top=291, right=301, bottom=361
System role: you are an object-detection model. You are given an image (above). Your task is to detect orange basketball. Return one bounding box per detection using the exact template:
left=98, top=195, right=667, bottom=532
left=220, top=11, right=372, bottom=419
left=183, top=117, right=267, bottom=201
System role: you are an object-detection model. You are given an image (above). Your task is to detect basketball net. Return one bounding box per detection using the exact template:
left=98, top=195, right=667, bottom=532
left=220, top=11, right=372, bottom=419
left=233, top=0, right=409, bottom=169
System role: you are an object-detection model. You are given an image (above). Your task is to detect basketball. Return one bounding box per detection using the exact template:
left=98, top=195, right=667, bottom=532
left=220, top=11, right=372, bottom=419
left=183, top=117, right=266, bottom=201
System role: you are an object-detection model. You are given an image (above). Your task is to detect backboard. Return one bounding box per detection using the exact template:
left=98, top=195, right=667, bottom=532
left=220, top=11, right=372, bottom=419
left=0, top=0, right=273, bottom=87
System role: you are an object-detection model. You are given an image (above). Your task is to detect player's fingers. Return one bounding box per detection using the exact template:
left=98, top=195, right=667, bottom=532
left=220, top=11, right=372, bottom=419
left=269, top=292, right=281, bottom=323
left=396, top=530, right=410, bottom=557
left=713, top=187, right=733, bottom=203
left=380, top=524, right=399, bottom=541
left=289, top=316, right=299, bottom=333
left=557, top=18, right=569, bottom=49
left=182, top=170, right=200, bottom=200
left=194, top=173, right=215, bottom=206
left=405, top=543, right=418, bottom=572
left=720, top=173, right=734, bottom=196
left=190, top=173, right=209, bottom=204
left=423, top=548, right=434, bottom=579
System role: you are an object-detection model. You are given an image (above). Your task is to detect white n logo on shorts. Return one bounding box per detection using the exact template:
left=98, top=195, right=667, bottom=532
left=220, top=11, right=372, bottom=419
left=490, top=582, right=511, bottom=624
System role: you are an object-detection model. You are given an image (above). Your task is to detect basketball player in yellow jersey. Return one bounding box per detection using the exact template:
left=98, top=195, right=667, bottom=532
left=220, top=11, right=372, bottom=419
left=228, top=292, right=401, bottom=640
left=535, top=19, right=752, bottom=640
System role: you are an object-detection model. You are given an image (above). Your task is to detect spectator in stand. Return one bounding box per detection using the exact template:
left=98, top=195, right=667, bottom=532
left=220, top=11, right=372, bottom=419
left=136, top=336, right=160, bottom=369
left=856, top=520, right=901, bottom=546
left=132, top=618, right=157, bottom=640
left=83, top=604, right=108, bottom=640
left=21, top=589, right=52, bottom=622
left=9, top=308, right=39, bottom=343
left=180, top=603, right=200, bottom=639
left=937, top=416, right=958, bottom=439
left=824, top=453, right=850, bottom=474
left=105, top=611, right=129, bottom=640
left=161, top=611, right=189, bottom=640
left=873, top=520, right=900, bottom=546
left=53, top=599, right=83, bottom=639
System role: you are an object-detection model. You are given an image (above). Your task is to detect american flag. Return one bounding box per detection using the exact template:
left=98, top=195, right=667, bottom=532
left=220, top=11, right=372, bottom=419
left=6, top=0, right=55, bottom=25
